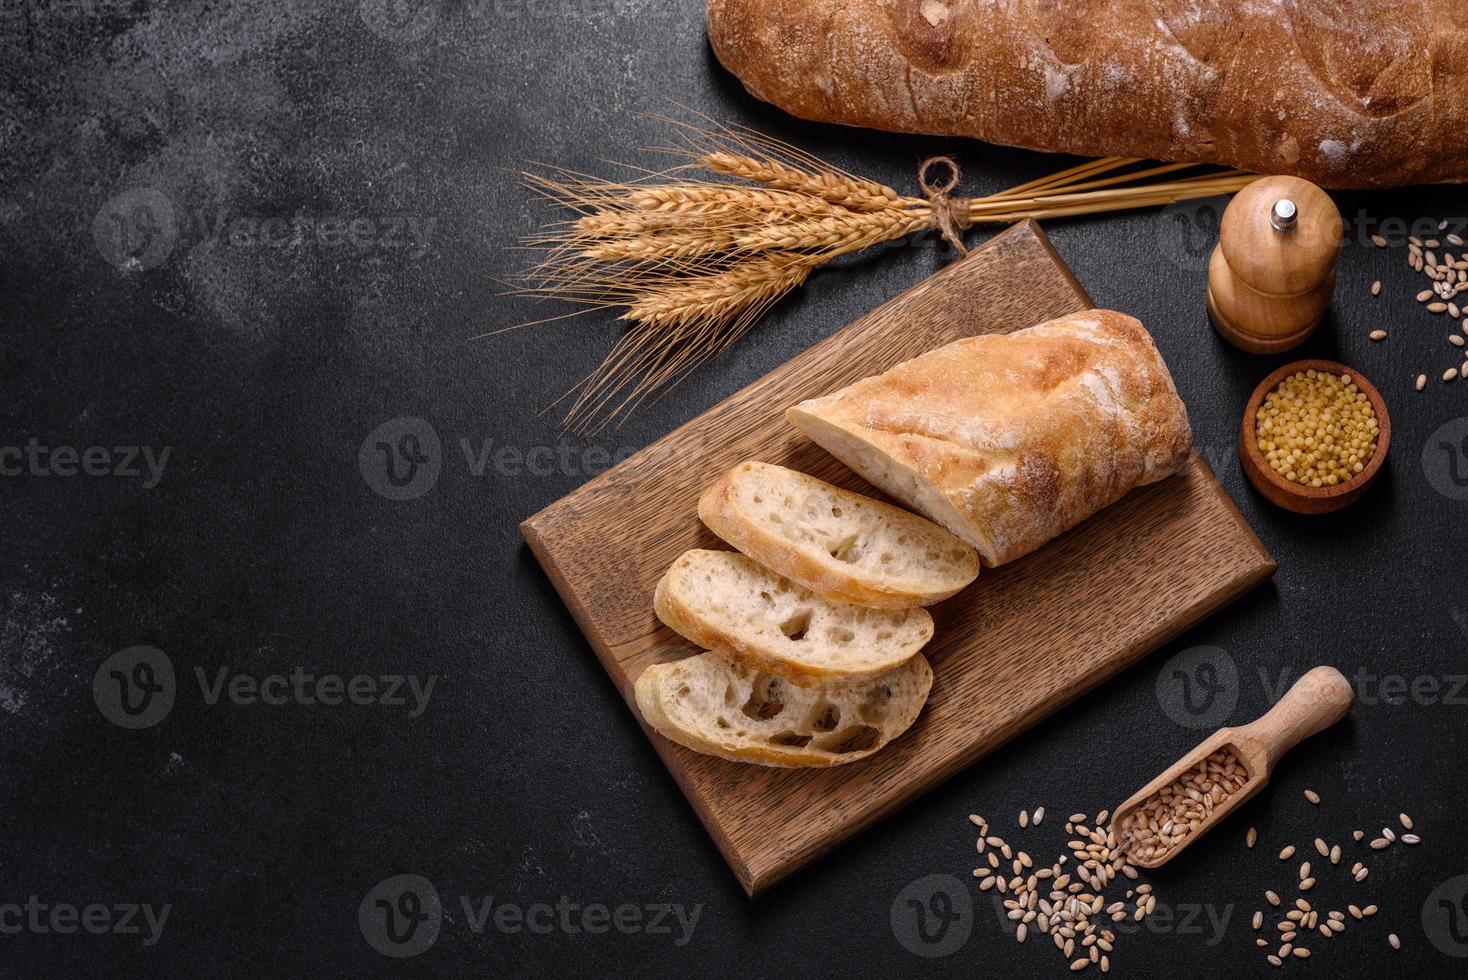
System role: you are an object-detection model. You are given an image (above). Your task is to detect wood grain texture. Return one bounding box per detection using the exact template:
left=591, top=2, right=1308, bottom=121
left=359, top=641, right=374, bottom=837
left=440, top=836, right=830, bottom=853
left=521, top=220, right=1277, bottom=897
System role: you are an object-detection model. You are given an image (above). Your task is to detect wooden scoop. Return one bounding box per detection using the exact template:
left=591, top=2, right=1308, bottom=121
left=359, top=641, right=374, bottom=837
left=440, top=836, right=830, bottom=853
left=1109, top=666, right=1354, bottom=869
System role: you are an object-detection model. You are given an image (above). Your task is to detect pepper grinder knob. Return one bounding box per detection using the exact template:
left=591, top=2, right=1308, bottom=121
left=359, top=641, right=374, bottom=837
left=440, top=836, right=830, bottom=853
left=1207, top=176, right=1342, bottom=353
left=1270, top=198, right=1297, bottom=232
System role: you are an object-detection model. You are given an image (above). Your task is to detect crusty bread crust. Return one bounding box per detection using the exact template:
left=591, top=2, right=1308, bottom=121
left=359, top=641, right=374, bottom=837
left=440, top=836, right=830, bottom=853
left=707, top=0, right=1468, bottom=189
left=698, top=461, right=979, bottom=608
left=633, top=651, right=932, bottom=767
left=788, top=310, right=1193, bottom=567
left=654, top=550, right=934, bottom=683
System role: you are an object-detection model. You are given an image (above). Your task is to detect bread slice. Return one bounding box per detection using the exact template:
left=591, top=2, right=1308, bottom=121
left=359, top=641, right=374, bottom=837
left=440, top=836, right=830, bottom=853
left=698, top=461, right=979, bottom=607
left=654, top=549, right=933, bottom=682
left=634, top=650, right=931, bottom=767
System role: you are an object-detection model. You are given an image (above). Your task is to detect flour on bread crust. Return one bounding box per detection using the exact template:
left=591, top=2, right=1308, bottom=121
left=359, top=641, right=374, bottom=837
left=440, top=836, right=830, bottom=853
left=787, top=310, right=1194, bottom=566
left=707, top=0, right=1468, bottom=189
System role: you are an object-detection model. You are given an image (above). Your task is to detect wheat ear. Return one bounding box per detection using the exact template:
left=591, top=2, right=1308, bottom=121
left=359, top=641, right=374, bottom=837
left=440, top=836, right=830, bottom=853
left=513, top=118, right=1259, bottom=433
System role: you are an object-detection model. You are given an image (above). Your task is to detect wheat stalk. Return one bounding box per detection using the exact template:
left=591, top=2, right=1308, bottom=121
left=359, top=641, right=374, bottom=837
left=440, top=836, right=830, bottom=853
left=512, top=117, right=1260, bottom=433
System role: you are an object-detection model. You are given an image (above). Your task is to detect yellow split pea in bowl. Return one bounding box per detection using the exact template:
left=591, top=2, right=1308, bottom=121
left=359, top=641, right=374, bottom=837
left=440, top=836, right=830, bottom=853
left=1239, top=359, right=1391, bottom=514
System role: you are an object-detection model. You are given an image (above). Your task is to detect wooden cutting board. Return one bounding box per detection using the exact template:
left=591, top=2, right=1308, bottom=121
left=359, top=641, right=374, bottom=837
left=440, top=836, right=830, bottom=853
left=521, top=220, right=1276, bottom=897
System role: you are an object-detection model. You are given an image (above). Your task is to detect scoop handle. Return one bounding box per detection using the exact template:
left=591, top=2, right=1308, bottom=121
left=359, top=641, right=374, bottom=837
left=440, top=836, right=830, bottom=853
left=1236, top=666, right=1354, bottom=770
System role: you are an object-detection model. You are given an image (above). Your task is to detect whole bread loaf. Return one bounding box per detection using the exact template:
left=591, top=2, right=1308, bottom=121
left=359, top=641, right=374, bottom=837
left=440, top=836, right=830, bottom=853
left=788, top=310, right=1193, bottom=567
left=707, top=0, right=1468, bottom=188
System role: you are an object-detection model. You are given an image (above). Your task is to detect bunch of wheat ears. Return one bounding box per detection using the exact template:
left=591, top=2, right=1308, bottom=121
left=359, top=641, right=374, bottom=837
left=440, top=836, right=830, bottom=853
left=513, top=117, right=1258, bottom=432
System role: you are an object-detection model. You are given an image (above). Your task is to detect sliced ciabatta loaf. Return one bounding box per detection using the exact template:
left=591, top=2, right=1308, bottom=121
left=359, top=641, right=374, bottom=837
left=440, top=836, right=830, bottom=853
left=634, top=650, right=931, bottom=767
left=788, top=311, right=1192, bottom=567
left=698, top=461, right=979, bottom=607
left=654, top=549, right=932, bottom=682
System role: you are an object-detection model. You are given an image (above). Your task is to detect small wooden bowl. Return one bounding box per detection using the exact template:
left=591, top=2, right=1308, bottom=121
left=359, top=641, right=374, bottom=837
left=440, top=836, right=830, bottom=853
left=1239, top=359, right=1390, bottom=514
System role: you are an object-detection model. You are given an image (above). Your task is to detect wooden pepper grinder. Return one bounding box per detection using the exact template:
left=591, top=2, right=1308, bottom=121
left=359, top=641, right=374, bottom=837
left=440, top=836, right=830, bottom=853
left=1207, top=175, right=1342, bottom=353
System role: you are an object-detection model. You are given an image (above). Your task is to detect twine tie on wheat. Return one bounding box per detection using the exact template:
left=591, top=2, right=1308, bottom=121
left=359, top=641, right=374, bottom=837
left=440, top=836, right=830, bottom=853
left=918, top=156, right=974, bottom=257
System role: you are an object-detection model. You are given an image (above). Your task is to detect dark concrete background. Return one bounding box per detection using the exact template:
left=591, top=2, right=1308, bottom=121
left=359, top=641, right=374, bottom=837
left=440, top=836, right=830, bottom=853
left=2, top=1, right=1467, bottom=976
